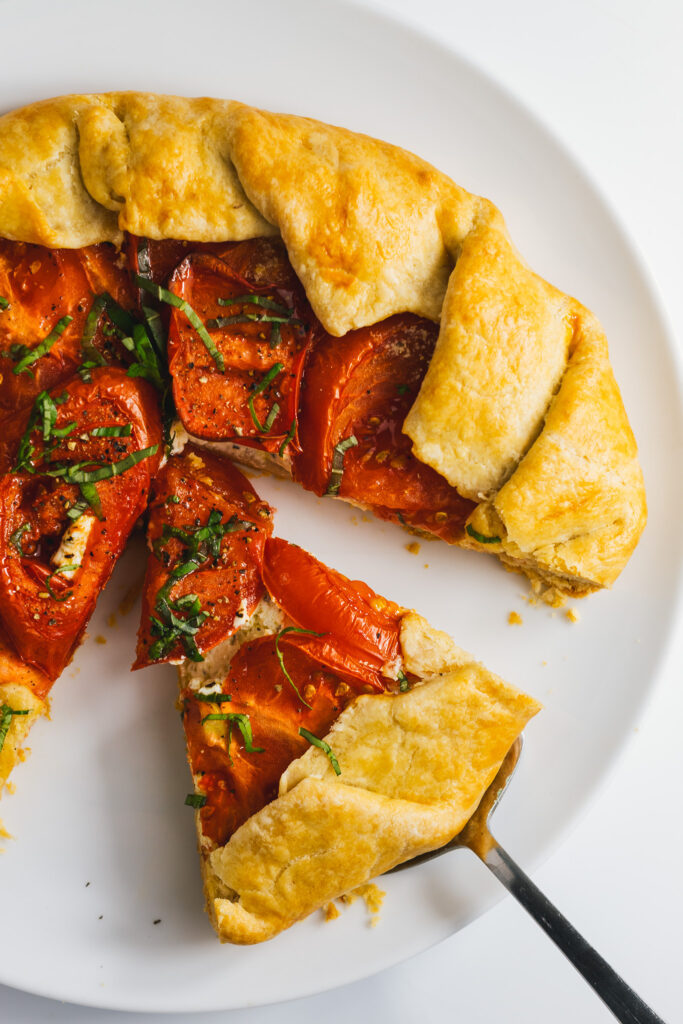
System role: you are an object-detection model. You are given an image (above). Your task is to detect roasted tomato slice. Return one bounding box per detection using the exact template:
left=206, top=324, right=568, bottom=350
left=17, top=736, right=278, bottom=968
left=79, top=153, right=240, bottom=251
left=182, top=632, right=375, bottom=846
left=166, top=238, right=313, bottom=453
left=0, top=367, right=162, bottom=679
left=134, top=445, right=274, bottom=670
left=0, top=240, right=135, bottom=420
left=126, top=235, right=241, bottom=291
left=293, top=313, right=476, bottom=542
left=262, top=536, right=403, bottom=687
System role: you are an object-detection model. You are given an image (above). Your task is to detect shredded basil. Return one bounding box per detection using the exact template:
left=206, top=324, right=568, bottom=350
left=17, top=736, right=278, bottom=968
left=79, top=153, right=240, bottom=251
left=325, top=435, right=358, bottom=496
left=466, top=524, right=502, bottom=544
left=148, top=509, right=255, bottom=662
left=165, top=495, right=180, bottom=505
left=247, top=363, right=284, bottom=434
left=0, top=296, right=9, bottom=310
left=44, top=563, right=81, bottom=602
left=12, top=315, right=73, bottom=376
left=278, top=419, right=297, bottom=457
left=299, top=727, right=341, bottom=776
left=274, top=627, right=325, bottom=709
left=135, top=274, right=224, bottom=372
left=42, top=444, right=158, bottom=485
left=9, top=522, right=30, bottom=555
left=0, top=703, right=30, bottom=754
left=79, top=295, right=108, bottom=378
left=218, top=293, right=293, bottom=317
left=184, top=792, right=207, bottom=809
left=195, top=691, right=231, bottom=703
left=89, top=424, right=133, bottom=438
left=201, top=711, right=264, bottom=757
left=397, top=670, right=410, bottom=692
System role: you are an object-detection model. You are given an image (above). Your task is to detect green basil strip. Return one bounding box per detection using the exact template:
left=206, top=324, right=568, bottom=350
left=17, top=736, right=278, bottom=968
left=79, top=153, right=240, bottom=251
left=184, top=792, right=207, bottom=809
left=0, top=296, right=9, bottom=310
left=274, top=627, right=325, bottom=709
left=0, top=703, right=30, bottom=754
left=397, top=670, right=410, bottom=692
left=67, top=495, right=93, bottom=522
left=102, top=293, right=136, bottom=336
left=13, top=315, right=73, bottom=376
left=325, top=435, right=358, bottom=496
left=48, top=444, right=158, bottom=485
left=251, top=362, right=284, bottom=396
left=90, top=424, right=133, bottom=438
left=44, top=563, right=81, bottom=602
left=247, top=363, right=284, bottom=433
left=218, top=293, right=292, bottom=317
left=465, top=524, right=502, bottom=545
left=81, top=295, right=108, bottom=365
left=195, top=692, right=232, bottom=703
left=134, top=275, right=224, bottom=372
left=78, top=482, right=102, bottom=520
left=299, top=727, right=341, bottom=776
left=278, top=419, right=297, bottom=458
left=9, top=522, right=30, bottom=555
left=207, top=313, right=304, bottom=330
left=201, top=711, right=264, bottom=754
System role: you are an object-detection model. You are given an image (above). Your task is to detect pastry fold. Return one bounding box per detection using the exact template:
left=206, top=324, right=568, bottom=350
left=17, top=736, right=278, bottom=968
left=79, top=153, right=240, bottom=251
left=209, top=660, right=539, bottom=944
left=201, top=613, right=540, bottom=943
left=0, top=93, right=646, bottom=595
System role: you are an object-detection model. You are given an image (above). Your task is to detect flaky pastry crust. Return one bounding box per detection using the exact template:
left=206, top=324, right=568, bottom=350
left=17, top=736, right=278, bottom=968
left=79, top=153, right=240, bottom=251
left=203, top=611, right=540, bottom=943
left=0, top=92, right=646, bottom=595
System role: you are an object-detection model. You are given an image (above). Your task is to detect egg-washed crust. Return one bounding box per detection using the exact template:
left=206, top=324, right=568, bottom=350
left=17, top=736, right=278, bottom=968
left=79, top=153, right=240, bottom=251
left=198, top=611, right=540, bottom=944
left=0, top=92, right=646, bottom=596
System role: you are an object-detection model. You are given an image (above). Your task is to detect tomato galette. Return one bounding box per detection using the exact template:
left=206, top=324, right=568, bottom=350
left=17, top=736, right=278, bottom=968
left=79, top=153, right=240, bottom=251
left=0, top=92, right=643, bottom=940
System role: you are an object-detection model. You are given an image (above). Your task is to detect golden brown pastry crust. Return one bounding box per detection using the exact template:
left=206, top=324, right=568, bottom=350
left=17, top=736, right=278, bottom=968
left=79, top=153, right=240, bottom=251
left=0, top=632, right=50, bottom=793
left=204, top=611, right=540, bottom=944
left=0, top=92, right=646, bottom=595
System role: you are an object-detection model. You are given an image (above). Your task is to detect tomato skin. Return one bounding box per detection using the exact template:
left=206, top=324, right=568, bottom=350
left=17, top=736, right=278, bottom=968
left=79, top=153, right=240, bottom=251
left=262, top=537, right=403, bottom=684
left=126, top=235, right=241, bottom=290
left=182, top=632, right=370, bottom=846
left=134, top=446, right=274, bottom=670
left=166, top=239, right=313, bottom=453
left=0, top=368, right=162, bottom=680
left=293, top=313, right=475, bottom=542
left=0, top=240, right=134, bottom=420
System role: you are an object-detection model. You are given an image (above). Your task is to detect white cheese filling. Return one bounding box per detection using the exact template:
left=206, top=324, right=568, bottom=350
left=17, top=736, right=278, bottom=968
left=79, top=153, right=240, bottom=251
left=51, top=514, right=96, bottom=578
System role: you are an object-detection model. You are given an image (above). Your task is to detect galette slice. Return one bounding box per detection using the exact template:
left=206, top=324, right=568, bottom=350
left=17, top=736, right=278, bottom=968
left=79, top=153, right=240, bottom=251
left=135, top=448, right=541, bottom=943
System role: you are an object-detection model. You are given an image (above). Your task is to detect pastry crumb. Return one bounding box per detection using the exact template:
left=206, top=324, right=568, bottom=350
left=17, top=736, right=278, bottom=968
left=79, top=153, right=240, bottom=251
left=323, top=902, right=340, bottom=922
left=405, top=542, right=420, bottom=555
left=565, top=608, right=580, bottom=624
left=341, top=883, right=385, bottom=926
left=508, top=611, right=523, bottom=626
left=107, top=612, right=117, bottom=629
left=95, top=635, right=107, bottom=645
left=423, top=563, right=429, bottom=569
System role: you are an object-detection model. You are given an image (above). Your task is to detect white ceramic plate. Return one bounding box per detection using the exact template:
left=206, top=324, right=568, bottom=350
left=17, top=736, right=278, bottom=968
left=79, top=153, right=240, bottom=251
left=0, top=0, right=681, bottom=1013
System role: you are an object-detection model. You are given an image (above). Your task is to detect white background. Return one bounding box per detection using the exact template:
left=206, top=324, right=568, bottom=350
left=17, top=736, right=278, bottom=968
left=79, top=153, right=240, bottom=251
left=1, top=0, right=681, bottom=1021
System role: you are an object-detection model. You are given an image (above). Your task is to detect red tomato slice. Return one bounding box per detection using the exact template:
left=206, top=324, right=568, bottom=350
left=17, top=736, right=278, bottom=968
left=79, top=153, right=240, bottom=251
left=182, top=632, right=372, bottom=846
left=134, top=445, right=274, bottom=670
left=262, top=537, right=403, bottom=683
left=0, top=623, right=51, bottom=701
left=0, top=368, right=162, bottom=680
left=166, top=239, right=314, bottom=454
left=0, top=240, right=135, bottom=420
left=126, top=235, right=241, bottom=290
left=293, top=313, right=475, bottom=542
